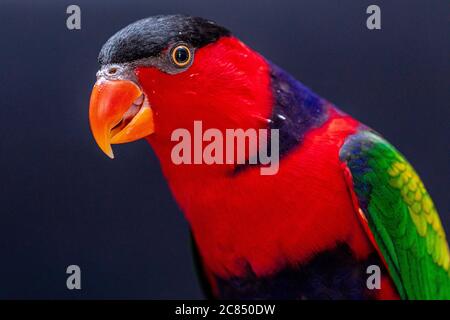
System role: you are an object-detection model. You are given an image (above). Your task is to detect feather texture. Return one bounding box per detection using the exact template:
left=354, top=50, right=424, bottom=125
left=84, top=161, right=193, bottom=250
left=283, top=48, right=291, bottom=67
left=340, top=131, right=450, bottom=299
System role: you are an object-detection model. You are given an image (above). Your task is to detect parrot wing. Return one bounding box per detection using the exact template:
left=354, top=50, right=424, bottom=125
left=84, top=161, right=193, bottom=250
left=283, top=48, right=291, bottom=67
left=339, top=130, right=450, bottom=299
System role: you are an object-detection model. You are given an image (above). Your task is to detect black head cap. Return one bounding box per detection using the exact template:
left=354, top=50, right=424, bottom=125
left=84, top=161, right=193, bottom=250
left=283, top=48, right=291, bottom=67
left=98, top=14, right=231, bottom=65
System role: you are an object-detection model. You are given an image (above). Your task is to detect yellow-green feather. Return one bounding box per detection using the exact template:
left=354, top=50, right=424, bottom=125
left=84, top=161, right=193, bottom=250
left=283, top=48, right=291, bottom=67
left=340, top=131, right=450, bottom=299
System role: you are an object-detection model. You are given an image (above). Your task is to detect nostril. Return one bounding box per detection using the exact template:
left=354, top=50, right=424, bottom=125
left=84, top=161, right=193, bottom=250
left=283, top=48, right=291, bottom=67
left=107, top=67, right=118, bottom=75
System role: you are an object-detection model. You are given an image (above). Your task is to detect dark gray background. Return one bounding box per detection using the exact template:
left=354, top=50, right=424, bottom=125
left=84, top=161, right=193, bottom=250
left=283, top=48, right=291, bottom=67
left=0, top=0, right=448, bottom=299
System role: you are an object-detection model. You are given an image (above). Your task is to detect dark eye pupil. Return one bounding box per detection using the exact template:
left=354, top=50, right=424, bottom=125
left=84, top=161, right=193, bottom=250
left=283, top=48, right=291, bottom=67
left=175, top=48, right=189, bottom=63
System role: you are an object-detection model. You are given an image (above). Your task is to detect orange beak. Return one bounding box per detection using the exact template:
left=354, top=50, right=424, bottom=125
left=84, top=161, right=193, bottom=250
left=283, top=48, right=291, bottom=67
left=89, top=79, right=154, bottom=158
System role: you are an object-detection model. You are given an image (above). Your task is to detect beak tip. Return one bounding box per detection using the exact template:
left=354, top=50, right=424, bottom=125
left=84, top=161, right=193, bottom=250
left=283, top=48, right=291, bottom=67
left=97, top=142, right=115, bottom=159
left=104, top=148, right=114, bottom=159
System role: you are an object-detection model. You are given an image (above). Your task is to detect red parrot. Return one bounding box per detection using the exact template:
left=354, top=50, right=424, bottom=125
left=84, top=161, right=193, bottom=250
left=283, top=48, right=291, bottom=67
left=88, top=15, right=449, bottom=299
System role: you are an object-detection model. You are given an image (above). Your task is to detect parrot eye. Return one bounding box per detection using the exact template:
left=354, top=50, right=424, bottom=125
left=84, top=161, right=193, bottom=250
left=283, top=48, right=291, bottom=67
left=170, top=44, right=192, bottom=67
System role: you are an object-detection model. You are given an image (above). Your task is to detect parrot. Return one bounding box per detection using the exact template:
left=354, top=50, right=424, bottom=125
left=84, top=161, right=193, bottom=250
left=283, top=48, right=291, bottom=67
left=88, top=14, right=450, bottom=299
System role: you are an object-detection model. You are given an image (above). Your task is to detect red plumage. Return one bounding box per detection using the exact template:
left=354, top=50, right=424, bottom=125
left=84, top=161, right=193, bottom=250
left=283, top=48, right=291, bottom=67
left=137, top=38, right=388, bottom=291
left=90, top=15, right=402, bottom=298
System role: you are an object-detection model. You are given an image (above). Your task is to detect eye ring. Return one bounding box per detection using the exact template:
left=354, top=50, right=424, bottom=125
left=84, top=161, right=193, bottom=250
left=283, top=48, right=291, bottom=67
left=170, top=44, right=192, bottom=67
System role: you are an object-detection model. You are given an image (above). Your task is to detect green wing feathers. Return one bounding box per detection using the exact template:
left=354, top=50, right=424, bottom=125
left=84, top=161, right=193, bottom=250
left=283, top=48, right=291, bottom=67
left=340, top=131, right=450, bottom=299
